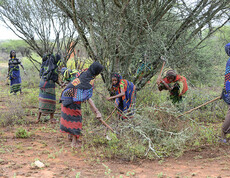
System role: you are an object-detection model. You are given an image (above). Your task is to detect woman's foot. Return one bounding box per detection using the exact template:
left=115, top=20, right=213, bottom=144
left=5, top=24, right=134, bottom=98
left=37, top=112, right=42, bottom=123
left=71, top=141, right=82, bottom=148
left=71, top=136, right=82, bottom=148
left=68, top=134, right=73, bottom=141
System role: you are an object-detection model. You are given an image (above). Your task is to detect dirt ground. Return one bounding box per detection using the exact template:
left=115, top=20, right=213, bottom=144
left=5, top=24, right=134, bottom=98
left=0, top=63, right=230, bottom=178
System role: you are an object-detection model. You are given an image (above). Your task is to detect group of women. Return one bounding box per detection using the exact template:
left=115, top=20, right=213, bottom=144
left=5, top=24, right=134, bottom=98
left=35, top=54, right=136, bottom=147
left=6, top=43, right=230, bottom=146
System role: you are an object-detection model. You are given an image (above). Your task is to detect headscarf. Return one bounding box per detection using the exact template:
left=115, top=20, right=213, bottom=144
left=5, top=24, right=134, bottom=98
left=61, top=67, right=67, bottom=75
left=111, top=73, right=122, bottom=87
left=166, top=70, right=177, bottom=78
left=10, top=50, right=16, bottom=58
left=61, top=67, right=73, bottom=81
left=42, top=54, right=48, bottom=62
left=88, top=61, right=104, bottom=76
left=54, top=54, right=61, bottom=65
left=78, top=61, right=103, bottom=89
left=40, top=53, right=60, bottom=82
left=225, top=43, right=230, bottom=57
left=42, top=54, right=61, bottom=64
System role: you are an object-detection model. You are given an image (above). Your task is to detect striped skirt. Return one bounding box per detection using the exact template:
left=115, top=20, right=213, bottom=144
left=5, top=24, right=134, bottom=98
left=60, top=102, right=82, bottom=137
left=10, top=78, right=21, bottom=93
left=39, top=87, right=56, bottom=114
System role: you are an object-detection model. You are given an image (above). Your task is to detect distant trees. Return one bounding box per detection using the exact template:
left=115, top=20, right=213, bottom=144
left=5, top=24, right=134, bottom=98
left=0, top=0, right=79, bottom=69
left=0, top=40, right=30, bottom=57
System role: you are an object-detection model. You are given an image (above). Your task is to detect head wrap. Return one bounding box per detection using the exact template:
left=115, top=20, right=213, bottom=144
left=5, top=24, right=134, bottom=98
left=225, top=43, right=230, bottom=57
left=40, top=53, right=60, bottom=82
left=54, top=54, right=61, bottom=65
left=75, top=61, right=103, bottom=90
left=111, top=73, right=122, bottom=87
left=61, top=67, right=67, bottom=75
left=10, top=50, right=16, bottom=58
left=166, top=70, right=177, bottom=78
left=42, top=54, right=61, bottom=64
left=88, top=61, right=104, bottom=76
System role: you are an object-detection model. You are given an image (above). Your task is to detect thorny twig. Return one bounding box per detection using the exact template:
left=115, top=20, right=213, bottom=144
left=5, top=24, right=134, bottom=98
left=133, top=128, right=160, bottom=158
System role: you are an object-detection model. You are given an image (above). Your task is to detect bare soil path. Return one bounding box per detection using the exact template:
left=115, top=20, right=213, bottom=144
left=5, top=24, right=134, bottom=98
left=0, top=62, right=230, bottom=178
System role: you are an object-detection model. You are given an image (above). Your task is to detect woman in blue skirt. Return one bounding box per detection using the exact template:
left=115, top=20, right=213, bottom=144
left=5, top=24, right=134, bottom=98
left=7, top=50, right=26, bottom=95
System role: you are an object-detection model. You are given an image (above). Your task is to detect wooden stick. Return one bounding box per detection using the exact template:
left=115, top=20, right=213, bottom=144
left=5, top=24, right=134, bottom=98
left=105, top=107, right=117, bottom=122
left=156, top=58, right=166, bottom=85
left=159, top=61, right=165, bottom=77
left=177, top=96, right=221, bottom=118
left=98, top=118, right=115, bottom=133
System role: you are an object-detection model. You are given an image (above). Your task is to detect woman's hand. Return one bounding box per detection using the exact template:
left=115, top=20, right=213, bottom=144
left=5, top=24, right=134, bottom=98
left=88, top=98, right=102, bottom=119
left=156, top=76, right=162, bottom=85
left=106, top=97, right=111, bottom=101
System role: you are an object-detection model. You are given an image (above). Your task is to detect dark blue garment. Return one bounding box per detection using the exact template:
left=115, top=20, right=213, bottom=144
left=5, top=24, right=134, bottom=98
left=9, top=60, right=21, bottom=93
left=9, top=66, right=21, bottom=80
left=114, top=79, right=136, bottom=119
left=225, top=43, right=230, bottom=57
left=222, top=43, right=230, bottom=105
left=60, top=82, right=94, bottom=107
left=40, top=54, right=59, bottom=82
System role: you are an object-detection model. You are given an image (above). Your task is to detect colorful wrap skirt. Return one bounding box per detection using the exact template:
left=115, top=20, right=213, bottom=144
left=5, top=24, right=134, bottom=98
left=116, top=92, right=136, bottom=119
left=39, top=80, right=56, bottom=114
left=60, top=102, right=82, bottom=137
left=60, top=86, right=93, bottom=137
left=10, top=68, right=21, bottom=93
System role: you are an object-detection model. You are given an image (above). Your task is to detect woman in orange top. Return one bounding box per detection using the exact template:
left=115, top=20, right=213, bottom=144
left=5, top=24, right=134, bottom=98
left=157, top=70, right=188, bottom=103
left=107, top=73, right=136, bottom=119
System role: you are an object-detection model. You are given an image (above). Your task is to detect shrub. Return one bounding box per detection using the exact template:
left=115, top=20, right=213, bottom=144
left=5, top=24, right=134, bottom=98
left=15, top=127, right=31, bottom=138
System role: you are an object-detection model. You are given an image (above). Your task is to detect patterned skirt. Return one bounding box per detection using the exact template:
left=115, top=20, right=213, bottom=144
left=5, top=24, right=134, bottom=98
left=39, top=87, right=56, bottom=114
left=117, top=95, right=136, bottom=120
left=60, top=102, right=82, bottom=137
left=115, top=86, right=136, bottom=119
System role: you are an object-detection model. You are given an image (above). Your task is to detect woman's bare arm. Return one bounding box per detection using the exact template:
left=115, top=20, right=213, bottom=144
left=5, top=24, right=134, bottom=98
left=107, top=90, right=125, bottom=100
left=88, top=98, right=102, bottom=119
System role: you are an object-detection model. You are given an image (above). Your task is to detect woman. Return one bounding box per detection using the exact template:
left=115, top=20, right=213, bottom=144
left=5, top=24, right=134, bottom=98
left=7, top=50, right=26, bottom=95
left=107, top=73, right=136, bottom=119
left=221, top=43, right=230, bottom=143
left=157, top=70, right=188, bottom=103
left=61, top=67, right=79, bottom=82
left=60, top=67, right=86, bottom=87
left=37, top=54, right=61, bottom=123
left=60, top=61, right=103, bottom=148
